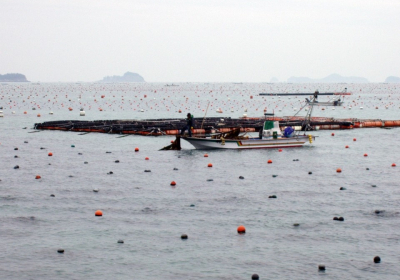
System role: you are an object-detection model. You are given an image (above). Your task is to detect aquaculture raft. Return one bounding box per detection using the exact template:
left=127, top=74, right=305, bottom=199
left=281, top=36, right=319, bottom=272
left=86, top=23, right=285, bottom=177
left=33, top=117, right=399, bottom=136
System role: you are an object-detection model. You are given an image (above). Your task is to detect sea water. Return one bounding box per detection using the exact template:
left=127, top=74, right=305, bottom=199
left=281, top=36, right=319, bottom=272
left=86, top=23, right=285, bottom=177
left=0, top=83, right=399, bottom=279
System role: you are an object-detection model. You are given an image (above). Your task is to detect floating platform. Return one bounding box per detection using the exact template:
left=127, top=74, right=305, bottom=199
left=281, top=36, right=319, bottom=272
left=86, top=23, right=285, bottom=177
left=33, top=117, right=399, bottom=136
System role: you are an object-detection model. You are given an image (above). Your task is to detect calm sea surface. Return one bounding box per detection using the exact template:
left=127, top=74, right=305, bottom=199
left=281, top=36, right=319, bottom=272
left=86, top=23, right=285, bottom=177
left=0, top=83, right=399, bottom=279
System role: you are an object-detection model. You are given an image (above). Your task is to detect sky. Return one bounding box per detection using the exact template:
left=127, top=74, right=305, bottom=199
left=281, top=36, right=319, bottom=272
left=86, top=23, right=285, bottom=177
left=1, top=0, right=399, bottom=82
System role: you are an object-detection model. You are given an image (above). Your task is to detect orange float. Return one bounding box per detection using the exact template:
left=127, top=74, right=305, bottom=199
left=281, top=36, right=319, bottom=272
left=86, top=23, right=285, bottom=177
left=237, top=225, right=246, bottom=234
left=95, top=210, right=103, bottom=216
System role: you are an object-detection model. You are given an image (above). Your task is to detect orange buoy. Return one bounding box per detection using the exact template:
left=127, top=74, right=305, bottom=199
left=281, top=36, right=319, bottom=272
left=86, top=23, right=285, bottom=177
left=145, top=157, right=149, bottom=160
left=170, top=140, right=174, bottom=143
left=336, top=168, right=342, bottom=173
left=278, top=149, right=282, bottom=152
left=364, top=153, right=368, bottom=157
left=208, top=163, right=213, bottom=167
left=135, top=147, right=139, bottom=152
left=35, top=175, right=41, bottom=179
left=95, top=210, right=103, bottom=216
left=48, top=152, right=53, bottom=156
left=204, top=154, right=208, bottom=157
left=170, top=181, right=176, bottom=186
left=331, top=133, right=335, bottom=136
left=267, top=159, right=272, bottom=164
left=353, top=138, right=357, bottom=141
left=345, top=145, right=349, bottom=148
left=237, top=225, right=246, bottom=234
left=24, top=111, right=27, bottom=114
left=392, top=163, right=396, bottom=167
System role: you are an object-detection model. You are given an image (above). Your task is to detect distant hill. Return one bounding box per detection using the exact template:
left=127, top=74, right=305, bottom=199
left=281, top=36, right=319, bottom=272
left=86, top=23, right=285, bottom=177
left=385, top=76, right=400, bottom=83
left=0, top=73, right=29, bottom=82
left=99, top=72, right=145, bottom=83
left=287, top=74, right=369, bottom=83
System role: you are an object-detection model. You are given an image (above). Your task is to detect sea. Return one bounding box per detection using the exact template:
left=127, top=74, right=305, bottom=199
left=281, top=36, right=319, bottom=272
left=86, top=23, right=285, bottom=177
left=0, top=82, right=399, bottom=280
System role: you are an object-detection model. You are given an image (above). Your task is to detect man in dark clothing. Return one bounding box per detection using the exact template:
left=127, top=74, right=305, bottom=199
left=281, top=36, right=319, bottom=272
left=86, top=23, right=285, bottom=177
left=314, top=90, right=319, bottom=100
left=181, top=113, right=194, bottom=137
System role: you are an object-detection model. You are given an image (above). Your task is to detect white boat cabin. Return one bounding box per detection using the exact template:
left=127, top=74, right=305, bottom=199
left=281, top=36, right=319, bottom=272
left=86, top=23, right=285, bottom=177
left=261, top=121, right=282, bottom=138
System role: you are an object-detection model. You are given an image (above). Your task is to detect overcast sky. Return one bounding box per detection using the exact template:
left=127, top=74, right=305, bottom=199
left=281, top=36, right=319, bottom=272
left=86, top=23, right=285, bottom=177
left=1, top=0, right=399, bottom=82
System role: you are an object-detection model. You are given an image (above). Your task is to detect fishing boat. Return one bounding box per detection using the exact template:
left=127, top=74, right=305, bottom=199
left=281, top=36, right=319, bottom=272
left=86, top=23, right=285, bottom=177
left=179, top=94, right=321, bottom=150
left=305, top=96, right=344, bottom=106
left=182, top=122, right=314, bottom=150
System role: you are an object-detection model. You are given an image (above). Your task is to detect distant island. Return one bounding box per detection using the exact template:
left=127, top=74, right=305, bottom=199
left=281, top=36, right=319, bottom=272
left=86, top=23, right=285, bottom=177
left=385, top=76, right=400, bottom=83
left=99, top=72, right=145, bottom=83
left=0, top=73, right=29, bottom=82
left=287, top=74, right=369, bottom=83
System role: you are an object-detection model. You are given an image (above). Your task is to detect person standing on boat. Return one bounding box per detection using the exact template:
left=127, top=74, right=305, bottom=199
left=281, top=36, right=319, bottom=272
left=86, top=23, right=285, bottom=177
left=314, top=90, right=319, bottom=100
left=180, top=113, right=194, bottom=137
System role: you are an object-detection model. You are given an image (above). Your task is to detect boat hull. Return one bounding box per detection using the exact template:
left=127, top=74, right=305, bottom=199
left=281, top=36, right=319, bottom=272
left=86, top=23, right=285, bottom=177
left=182, top=136, right=310, bottom=150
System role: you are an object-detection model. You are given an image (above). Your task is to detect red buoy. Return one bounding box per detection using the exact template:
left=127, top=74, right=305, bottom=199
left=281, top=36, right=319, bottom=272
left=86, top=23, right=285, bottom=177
left=237, top=225, right=246, bottom=234
left=170, top=181, right=176, bottom=186
left=95, top=210, right=103, bottom=216
left=267, top=159, right=272, bottom=164
left=135, top=147, right=139, bottom=152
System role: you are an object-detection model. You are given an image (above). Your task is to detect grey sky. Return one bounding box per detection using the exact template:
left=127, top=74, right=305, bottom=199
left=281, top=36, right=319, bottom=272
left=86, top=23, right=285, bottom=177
left=1, top=0, right=399, bottom=82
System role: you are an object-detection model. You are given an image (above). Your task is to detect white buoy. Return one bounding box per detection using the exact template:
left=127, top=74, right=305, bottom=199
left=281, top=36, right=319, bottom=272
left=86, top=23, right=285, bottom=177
left=80, top=110, right=85, bottom=116
left=0, top=110, right=3, bottom=117
left=49, top=111, right=53, bottom=115
left=12, top=111, right=15, bottom=114
left=243, top=113, right=247, bottom=117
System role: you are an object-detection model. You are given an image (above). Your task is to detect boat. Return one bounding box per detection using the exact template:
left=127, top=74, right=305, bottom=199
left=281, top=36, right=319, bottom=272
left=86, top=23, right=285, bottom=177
left=182, top=123, right=314, bottom=150
left=305, top=96, right=343, bottom=106
left=180, top=94, right=321, bottom=150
